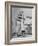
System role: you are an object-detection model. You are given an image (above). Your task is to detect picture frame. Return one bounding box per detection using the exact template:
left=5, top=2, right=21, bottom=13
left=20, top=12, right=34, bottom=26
left=5, top=1, right=37, bottom=45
